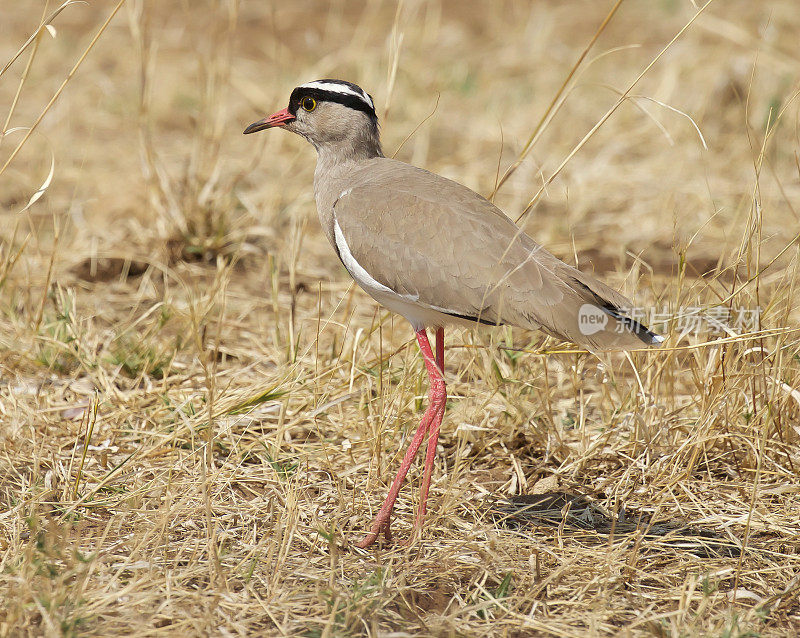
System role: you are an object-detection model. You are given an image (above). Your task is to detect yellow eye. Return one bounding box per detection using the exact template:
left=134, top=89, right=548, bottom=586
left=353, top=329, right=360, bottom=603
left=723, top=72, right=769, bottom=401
left=301, top=96, right=316, bottom=112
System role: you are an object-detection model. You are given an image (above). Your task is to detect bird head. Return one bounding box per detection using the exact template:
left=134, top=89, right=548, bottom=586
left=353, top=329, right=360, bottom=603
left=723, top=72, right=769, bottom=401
left=244, top=79, right=380, bottom=155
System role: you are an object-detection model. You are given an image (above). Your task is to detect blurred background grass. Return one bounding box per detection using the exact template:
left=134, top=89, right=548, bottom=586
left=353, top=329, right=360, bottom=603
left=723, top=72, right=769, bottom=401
left=1, top=1, right=799, bottom=636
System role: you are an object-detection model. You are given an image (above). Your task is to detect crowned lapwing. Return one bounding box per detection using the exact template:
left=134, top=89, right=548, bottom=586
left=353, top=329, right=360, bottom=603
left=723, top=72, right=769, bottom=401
left=244, top=79, right=662, bottom=548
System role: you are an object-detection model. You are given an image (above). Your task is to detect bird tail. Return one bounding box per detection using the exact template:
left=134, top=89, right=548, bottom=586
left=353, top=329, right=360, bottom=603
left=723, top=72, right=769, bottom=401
left=533, top=271, right=663, bottom=352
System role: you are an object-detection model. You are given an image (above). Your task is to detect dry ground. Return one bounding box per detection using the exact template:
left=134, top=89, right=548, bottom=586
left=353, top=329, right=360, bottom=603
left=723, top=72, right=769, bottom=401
left=1, top=1, right=799, bottom=636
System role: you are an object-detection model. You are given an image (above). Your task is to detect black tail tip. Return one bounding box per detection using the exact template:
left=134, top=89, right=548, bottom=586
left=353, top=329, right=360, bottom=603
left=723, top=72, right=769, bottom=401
left=602, top=305, right=664, bottom=346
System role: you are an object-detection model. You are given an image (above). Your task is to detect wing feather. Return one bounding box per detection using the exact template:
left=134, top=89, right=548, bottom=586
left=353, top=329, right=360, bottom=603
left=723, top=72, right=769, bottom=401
left=332, top=158, right=659, bottom=349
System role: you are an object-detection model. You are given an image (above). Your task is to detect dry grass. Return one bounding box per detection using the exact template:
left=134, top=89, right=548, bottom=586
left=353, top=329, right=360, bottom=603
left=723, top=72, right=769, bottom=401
left=1, top=1, right=800, bottom=636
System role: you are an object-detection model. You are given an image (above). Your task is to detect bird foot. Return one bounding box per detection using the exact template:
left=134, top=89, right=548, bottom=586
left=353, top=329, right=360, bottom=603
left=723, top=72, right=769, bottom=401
left=355, top=518, right=392, bottom=549
left=355, top=518, right=431, bottom=550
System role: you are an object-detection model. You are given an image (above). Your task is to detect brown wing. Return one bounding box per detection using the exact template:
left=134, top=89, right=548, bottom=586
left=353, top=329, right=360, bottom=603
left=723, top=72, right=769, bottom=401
left=333, top=158, right=659, bottom=350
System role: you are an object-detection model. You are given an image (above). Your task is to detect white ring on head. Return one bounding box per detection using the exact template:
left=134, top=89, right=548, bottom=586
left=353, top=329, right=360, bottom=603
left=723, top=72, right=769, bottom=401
left=298, top=81, right=374, bottom=111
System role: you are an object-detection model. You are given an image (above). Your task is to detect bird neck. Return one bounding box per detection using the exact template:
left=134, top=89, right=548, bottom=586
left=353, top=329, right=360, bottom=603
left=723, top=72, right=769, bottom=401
left=312, top=128, right=383, bottom=166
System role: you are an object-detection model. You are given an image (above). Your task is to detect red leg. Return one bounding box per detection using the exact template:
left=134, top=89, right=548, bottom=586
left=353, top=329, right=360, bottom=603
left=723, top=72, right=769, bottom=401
left=356, top=327, right=447, bottom=548
left=435, top=326, right=444, bottom=371
left=415, top=327, right=445, bottom=536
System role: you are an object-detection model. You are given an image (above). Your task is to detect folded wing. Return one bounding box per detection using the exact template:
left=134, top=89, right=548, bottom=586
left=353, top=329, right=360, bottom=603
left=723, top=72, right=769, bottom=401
left=332, top=158, right=660, bottom=350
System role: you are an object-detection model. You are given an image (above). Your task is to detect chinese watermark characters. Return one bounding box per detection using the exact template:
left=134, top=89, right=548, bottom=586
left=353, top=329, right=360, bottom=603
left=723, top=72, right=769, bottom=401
left=578, top=305, right=761, bottom=336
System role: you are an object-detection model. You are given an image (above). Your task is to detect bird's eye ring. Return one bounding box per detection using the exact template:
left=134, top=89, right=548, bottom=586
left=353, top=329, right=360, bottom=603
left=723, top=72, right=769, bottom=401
left=301, top=97, right=316, bottom=112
